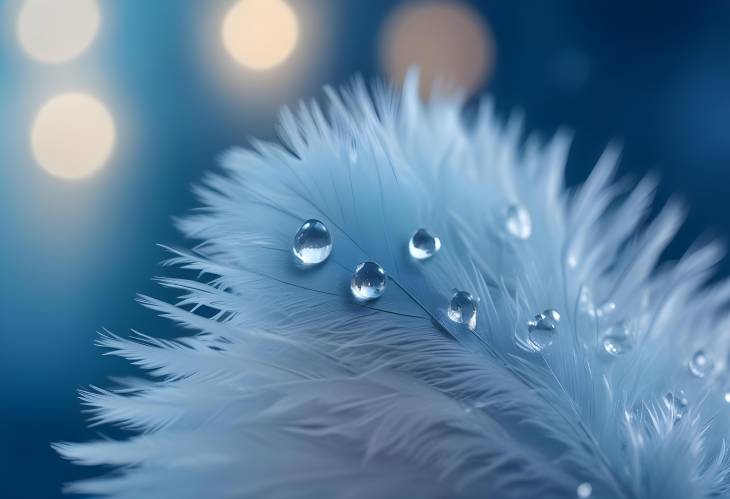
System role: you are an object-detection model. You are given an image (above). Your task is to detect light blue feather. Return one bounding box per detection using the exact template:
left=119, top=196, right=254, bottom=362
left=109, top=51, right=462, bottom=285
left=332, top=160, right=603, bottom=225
left=55, top=70, right=730, bottom=498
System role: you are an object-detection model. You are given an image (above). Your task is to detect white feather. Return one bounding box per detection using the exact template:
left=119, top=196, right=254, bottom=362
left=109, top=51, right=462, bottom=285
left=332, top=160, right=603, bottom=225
left=56, top=71, right=730, bottom=498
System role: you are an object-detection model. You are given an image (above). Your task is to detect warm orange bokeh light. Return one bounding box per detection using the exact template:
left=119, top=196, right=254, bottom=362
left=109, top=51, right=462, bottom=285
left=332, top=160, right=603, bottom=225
left=221, top=0, right=299, bottom=70
left=31, top=93, right=116, bottom=180
left=380, top=1, right=495, bottom=97
left=17, top=0, right=100, bottom=64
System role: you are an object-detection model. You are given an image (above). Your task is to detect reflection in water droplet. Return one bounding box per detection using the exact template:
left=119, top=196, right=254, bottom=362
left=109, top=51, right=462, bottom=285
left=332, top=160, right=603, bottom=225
left=293, top=219, right=332, bottom=265
left=409, top=228, right=441, bottom=260
left=505, top=204, right=532, bottom=239
left=447, top=290, right=478, bottom=330
left=350, top=261, right=387, bottom=301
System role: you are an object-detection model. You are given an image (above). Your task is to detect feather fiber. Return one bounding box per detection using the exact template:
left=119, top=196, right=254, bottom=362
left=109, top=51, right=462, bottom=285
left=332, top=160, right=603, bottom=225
left=56, top=71, right=730, bottom=499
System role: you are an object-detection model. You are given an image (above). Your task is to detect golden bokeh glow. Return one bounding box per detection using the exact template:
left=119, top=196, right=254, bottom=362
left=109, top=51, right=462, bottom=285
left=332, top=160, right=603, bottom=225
left=17, top=0, right=100, bottom=64
left=31, top=93, right=116, bottom=180
left=221, top=0, right=299, bottom=70
left=380, top=1, right=494, bottom=97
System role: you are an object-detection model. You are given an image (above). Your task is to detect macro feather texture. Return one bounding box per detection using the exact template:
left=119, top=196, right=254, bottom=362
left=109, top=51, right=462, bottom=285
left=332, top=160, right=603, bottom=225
left=56, top=71, right=730, bottom=499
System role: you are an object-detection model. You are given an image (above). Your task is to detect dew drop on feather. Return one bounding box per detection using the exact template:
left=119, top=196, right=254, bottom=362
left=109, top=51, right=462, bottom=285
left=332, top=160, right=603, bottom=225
left=505, top=204, right=532, bottom=239
left=688, top=350, right=713, bottom=378
left=448, top=290, right=478, bottom=330
left=409, top=228, right=441, bottom=260
left=527, top=309, right=560, bottom=351
left=350, top=261, right=387, bottom=301
left=293, top=219, right=332, bottom=265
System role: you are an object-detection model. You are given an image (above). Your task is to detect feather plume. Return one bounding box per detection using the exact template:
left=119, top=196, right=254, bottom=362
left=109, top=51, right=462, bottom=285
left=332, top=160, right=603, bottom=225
left=55, top=71, right=730, bottom=499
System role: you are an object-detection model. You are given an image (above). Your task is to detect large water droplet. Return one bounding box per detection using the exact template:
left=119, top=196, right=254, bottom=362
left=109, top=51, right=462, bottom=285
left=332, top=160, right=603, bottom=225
left=601, top=323, right=632, bottom=357
left=688, top=350, right=713, bottom=378
left=664, top=391, right=688, bottom=421
left=527, top=309, right=560, bottom=351
left=409, top=228, right=441, bottom=260
left=447, top=290, right=478, bottom=330
left=292, top=219, right=332, bottom=265
left=576, top=482, right=592, bottom=498
left=350, top=261, right=386, bottom=301
left=505, top=205, right=532, bottom=239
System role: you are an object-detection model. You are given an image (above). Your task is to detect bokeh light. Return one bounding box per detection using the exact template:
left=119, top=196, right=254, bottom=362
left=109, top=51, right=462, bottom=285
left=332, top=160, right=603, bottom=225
left=380, top=1, right=494, bottom=97
left=17, top=0, right=100, bottom=64
left=221, top=0, right=299, bottom=70
left=31, top=93, right=116, bottom=180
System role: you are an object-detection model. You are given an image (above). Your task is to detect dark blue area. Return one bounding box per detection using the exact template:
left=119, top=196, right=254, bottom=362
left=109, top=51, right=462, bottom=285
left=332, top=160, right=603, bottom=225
left=1, top=1, right=730, bottom=497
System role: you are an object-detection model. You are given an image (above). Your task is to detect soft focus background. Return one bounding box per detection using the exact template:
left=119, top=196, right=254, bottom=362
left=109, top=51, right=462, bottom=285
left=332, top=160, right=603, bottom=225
left=1, top=0, right=730, bottom=497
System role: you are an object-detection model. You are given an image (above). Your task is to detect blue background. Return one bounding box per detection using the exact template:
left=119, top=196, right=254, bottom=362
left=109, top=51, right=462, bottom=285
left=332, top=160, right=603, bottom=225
left=1, top=1, right=730, bottom=497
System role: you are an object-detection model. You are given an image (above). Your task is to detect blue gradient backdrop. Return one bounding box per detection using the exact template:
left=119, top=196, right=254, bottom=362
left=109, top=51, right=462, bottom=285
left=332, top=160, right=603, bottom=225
left=1, top=1, right=730, bottom=497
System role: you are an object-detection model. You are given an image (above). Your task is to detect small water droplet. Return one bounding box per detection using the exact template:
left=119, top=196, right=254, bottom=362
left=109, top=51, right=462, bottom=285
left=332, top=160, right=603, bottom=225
left=576, top=482, right=592, bottom=498
left=724, top=392, right=730, bottom=404
left=447, top=290, right=478, bottom=330
left=409, top=228, right=441, bottom=260
left=350, top=261, right=386, bottom=301
left=664, top=391, right=688, bottom=421
left=688, top=350, right=714, bottom=378
left=601, top=323, right=632, bottom=357
left=578, top=287, right=596, bottom=317
left=505, top=205, right=532, bottom=239
left=603, top=337, right=623, bottom=356
left=595, top=301, right=616, bottom=318
left=527, top=309, right=560, bottom=351
left=292, top=219, right=332, bottom=265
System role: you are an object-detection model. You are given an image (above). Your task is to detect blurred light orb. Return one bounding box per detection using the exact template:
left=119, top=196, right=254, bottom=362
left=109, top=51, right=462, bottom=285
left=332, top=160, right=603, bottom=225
left=17, top=0, right=100, bottom=64
left=380, top=1, right=494, bottom=97
left=221, top=0, right=298, bottom=70
left=31, top=93, right=116, bottom=180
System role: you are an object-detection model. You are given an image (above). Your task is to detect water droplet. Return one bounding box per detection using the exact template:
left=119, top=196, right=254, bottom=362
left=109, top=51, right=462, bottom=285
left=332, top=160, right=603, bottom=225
left=688, top=350, right=714, bottom=378
left=595, top=301, right=616, bottom=318
left=292, top=219, right=332, bottom=265
left=664, top=391, right=688, bottom=421
left=724, top=392, right=730, bottom=404
left=505, top=205, right=532, bottom=239
left=350, top=261, right=386, bottom=301
left=603, top=337, right=623, bottom=356
left=578, top=287, right=596, bottom=317
left=409, top=228, right=441, bottom=260
left=601, top=323, right=632, bottom=356
left=447, top=290, right=478, bottom=330
left=576, top=482, right=592, bottom=498
left=527, top=309, right=560, bottom=351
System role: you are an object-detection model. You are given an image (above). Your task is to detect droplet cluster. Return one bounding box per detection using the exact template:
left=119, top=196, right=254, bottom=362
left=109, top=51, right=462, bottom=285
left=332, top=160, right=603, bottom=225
left=292, top=213, right=717, bottom=414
